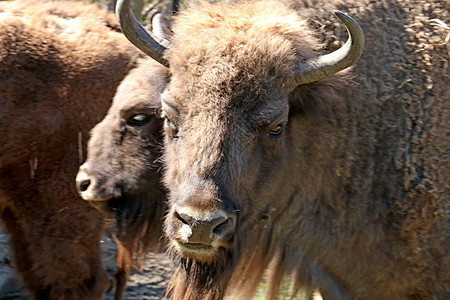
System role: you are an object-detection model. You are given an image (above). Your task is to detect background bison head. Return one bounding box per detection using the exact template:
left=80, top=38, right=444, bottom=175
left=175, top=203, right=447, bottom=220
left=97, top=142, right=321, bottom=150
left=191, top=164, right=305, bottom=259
left=77, top=58, right=169, bottom=253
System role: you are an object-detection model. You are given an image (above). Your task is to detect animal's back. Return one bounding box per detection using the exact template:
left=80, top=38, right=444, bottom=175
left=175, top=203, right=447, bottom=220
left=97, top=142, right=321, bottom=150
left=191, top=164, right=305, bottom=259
left=0, top=0, right=138, bottom=166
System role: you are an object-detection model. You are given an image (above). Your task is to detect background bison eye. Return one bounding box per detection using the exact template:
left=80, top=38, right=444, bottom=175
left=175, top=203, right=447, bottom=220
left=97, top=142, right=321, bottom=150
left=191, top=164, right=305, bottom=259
left=127, top=114, right=151, bottom=127
left=269, top=124, right=283, bottom=136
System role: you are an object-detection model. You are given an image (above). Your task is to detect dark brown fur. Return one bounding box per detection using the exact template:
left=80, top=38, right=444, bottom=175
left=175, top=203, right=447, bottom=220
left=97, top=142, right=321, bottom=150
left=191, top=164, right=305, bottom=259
left=0, top=0, right=141, bottom=299
left=153, top=0, right=448, bottom=299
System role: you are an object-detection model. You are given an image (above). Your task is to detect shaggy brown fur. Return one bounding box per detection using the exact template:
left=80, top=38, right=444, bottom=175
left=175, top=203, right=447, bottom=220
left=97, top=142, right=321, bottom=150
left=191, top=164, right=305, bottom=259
left=0, top=1, right=141, bottom=299
left=143, top=0, right=448, bottom=299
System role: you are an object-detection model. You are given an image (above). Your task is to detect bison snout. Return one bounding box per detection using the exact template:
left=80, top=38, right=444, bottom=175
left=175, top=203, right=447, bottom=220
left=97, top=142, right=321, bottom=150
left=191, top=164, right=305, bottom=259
left=76, top=166, right=111, bottom=202
left=172, top=207, right=236, bottom=248
left=76, top=171, right=91, bottom=194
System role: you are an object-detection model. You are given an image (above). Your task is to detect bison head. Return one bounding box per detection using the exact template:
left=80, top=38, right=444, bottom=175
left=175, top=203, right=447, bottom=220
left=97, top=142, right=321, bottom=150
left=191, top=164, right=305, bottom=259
left=116, top=0, right=364, bottom=298
left=76, top=59, right=169, bottom=245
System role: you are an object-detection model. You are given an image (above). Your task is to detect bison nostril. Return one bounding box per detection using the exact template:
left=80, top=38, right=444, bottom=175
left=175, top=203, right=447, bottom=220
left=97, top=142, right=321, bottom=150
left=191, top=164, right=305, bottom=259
left=212, top=217, right=233, bottom=236
left=78, top=179, right=91, bottom=193
left=174, top=211, right=190, bottom=225
left=172, top=208, right=236, bottom=246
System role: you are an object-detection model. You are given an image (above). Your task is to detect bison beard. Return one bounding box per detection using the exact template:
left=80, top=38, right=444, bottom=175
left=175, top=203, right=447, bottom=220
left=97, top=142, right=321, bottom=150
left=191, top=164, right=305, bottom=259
left=109, top=193, right=165, bottom=253
left=167, top=237, right=243, bottom=300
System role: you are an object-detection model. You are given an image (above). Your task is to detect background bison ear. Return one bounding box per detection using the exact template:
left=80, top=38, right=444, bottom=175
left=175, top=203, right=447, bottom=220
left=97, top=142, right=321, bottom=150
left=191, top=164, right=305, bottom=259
left=288, top=70, right=354, bottom=115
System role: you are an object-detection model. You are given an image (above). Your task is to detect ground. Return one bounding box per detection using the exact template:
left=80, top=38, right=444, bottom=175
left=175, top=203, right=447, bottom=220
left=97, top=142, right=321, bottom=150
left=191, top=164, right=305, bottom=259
left=0, top=233, right=175, bottom=300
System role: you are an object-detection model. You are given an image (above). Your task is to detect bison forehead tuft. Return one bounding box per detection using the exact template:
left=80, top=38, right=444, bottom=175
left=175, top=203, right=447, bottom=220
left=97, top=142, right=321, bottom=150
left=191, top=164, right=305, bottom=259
left=166, top=0, right=320, bottom=96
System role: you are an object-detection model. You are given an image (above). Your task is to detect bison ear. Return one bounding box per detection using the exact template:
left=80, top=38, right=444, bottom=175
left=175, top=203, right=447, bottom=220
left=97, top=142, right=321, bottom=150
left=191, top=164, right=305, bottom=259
left=288, top=70, right=353, bottom=114
left=161, top=95, right=179, bottom=121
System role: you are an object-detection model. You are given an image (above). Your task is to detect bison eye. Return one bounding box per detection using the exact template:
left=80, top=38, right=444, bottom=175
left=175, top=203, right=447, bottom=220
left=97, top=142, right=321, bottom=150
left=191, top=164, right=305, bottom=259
left=269, top=124, right=283, bottom=136
left=127, top=114, right=151, bottom=127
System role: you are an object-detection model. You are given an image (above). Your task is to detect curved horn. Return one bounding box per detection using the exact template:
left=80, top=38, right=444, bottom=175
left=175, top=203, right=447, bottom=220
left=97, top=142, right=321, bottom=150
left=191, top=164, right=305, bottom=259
left=116, top=0, right=169, bottom=67
left=149, top=10, right=168, bottom=40
left=294, top=11, right=365, bottom=85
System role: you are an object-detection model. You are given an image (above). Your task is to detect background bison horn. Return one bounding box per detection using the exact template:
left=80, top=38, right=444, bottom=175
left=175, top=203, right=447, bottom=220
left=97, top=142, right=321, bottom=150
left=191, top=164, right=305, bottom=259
left=294, top=11, right=365, bottom=85
left=116, top=0, right=170, bottom=66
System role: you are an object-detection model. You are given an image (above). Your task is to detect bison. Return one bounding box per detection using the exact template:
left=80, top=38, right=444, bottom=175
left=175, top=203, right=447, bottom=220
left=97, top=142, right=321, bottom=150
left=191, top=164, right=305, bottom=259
left=76, top=56, right=169, bottom=296
left=90, top=0, right=448, bottom=299
left=0, top=0, right=160, bottom=299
